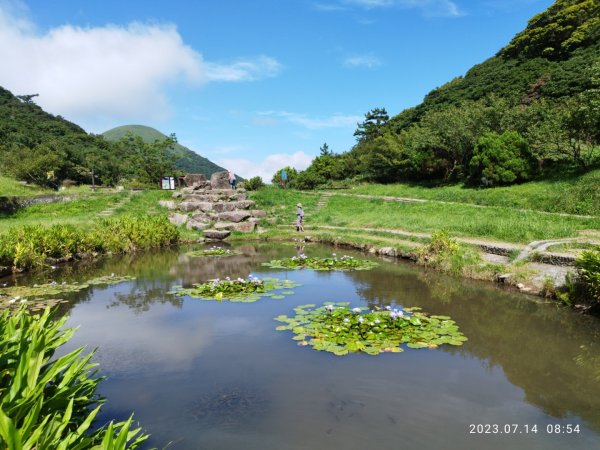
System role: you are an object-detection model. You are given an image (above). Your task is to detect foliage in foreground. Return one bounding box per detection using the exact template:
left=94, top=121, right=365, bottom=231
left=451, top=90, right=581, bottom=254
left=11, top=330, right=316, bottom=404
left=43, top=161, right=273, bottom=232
left=263, top=254, right=378, bottom=271
left=0, top=215, right=179, bottom=270
left=0, top=307, right=149, bottom=449
left=577, top=247, right=600, bottom=303
left=275, top=302, right=468, bottom=356
left=170, top=276, right=301, bottom=302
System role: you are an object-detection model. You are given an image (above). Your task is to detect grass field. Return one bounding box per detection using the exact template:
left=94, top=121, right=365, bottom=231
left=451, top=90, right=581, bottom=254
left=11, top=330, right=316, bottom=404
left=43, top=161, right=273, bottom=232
left=0, top=190, right=171, bottom=233
left=0, top=176, right=52, bottom=196
left=346, top=169, right=600, bottom=216
left=250, top=186, right=600, bottom=245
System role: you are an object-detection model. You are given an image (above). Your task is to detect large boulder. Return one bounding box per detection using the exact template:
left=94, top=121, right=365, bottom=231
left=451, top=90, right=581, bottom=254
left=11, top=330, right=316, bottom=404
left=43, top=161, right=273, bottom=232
left=203, top=229, right=231, bottom=240
left=169, top=213, right=189, bottom=226
left=179, top=201, right=203, bottom=212
left=232, top=221, right=256, bottom=233
left=213, top=202, right=236, bottom=213
left=233, top=200, right=255, bottom=210
left=217, top=211, right=251, bottom=223
left=184, top=173, right=207, bottom=187
left=186, top=220, right=211, bottom=231
left=211, top=171, right=231, bottom=189
left=214, top=222, right=235, bottom=230
left=251, top=209, right=267, bottom=218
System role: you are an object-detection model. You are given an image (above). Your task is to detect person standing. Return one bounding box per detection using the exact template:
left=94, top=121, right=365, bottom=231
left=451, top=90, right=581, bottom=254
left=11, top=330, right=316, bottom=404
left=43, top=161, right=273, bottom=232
left=296, top=203, right=304, bottom=232
left=228, top=171, right=237, bottom=190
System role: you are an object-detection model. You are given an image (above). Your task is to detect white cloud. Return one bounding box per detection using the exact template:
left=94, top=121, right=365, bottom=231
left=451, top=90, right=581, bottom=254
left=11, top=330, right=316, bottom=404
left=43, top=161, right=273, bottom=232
left=344, top=0, right=462, bottom=17
left=344, top=54, right=382, bottom=68
left=256, top=111, right=362, bottom=130
left=218, top=151, right=314, bottom=181
left=0, top=4, right=281, bottom=128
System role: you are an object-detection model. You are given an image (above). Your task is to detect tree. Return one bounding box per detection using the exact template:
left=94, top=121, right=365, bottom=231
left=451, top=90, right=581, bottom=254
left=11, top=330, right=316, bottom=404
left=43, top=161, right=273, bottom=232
left=319, top=142, right=332, bottom=157
left=272, top=166, right=298, bottom=187
left=469, top=131, right=537, bottom=185
left=354, top=108, right=389, bottom=142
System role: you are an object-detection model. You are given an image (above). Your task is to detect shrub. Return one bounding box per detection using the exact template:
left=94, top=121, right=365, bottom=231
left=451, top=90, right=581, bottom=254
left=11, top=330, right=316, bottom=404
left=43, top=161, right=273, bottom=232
left=469, top=131, right=538, bottom=185
left=243, top=176, right=265, bottom=191
left=577, top=247, right=600, bottom=303
left=0, top=307, right=148, bottom=449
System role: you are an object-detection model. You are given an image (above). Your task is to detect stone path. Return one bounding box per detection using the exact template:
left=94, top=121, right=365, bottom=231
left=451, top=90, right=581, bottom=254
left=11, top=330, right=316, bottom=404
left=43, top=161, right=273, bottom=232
left=313, top=192, right=334, bottom=212
left=97, top=191, right=136, bottom=218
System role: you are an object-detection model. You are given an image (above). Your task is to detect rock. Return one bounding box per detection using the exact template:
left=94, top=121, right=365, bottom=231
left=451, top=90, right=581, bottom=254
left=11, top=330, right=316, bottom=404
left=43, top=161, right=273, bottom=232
left=233, top=200, right=255, bottom=210
left=214, top=222, right=235, bottom=230
left=191, top=212, right=212, bottom=222
left=169, top=213, right=189, bottom=226
left=192, top=181, right=211, bottom=190
left=186, top=220, right=211, bottom=231
left=0, top=266, right=12, bottom=277
left=516, top=283, right=525, bottom=290
left=203, top=229, right=231, bottom=240
left=184, top=173, right=207, bottom=187
left=251, top=209, right=267, bottom=218
left=232, top=221, right=256, bottom=232
left=377, top=247, right=396, bottom=257
left=179, top=201, right=203, bottom=212
left=497, top=273, right=512, bottom=283
left=159, top=200, right=177, bottom=210
left=217, top=211, right=251, bottom=223
left=172, top=191, right=182, bottom=199
left=211, top=171, right=231, bottom=189
left=213, top=202, right=236, bottom=213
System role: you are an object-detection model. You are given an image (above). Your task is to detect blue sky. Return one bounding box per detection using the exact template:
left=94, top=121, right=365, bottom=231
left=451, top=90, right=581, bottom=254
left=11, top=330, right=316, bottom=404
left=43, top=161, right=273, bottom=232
left=0, top=0, right=554, bottom=180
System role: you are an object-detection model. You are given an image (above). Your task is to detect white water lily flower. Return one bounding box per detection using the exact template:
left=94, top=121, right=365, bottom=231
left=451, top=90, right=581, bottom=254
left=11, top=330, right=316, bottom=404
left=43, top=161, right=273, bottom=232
left=374, top=319, right=380, bottom=324
left=343, top=318, right=350, bottom=323
left=325, top=304, right=335, bottom=312
left=352, top=307, right=362, bottom=314
left=358, top=317, right=364, bottom=324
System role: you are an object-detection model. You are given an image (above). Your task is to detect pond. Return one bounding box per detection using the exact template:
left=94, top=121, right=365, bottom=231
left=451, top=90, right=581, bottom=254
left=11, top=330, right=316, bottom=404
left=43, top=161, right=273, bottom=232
left=22, top=243, right=600, bottom=449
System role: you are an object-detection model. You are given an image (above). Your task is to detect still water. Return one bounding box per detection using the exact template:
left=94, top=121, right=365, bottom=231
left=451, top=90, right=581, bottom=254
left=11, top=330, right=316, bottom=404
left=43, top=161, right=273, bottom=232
left=37, top=243, right=600, bottom=449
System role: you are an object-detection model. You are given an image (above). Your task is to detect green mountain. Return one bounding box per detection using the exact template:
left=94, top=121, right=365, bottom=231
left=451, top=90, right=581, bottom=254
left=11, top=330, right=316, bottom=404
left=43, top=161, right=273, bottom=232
left=103, top=125, right=225, bottom=178
left=390, top=0, right=600, bottom=131
left=294, top=0, right=600, bottom=189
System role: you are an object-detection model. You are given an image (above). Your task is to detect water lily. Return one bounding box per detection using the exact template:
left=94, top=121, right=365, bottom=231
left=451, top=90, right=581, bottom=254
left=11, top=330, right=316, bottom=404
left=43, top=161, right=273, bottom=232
left=358, top=316, right=364, bottom=324
left=343, top=318, right=350, bottom=323
left=325, top=304, right=335, bottom=312
left=352, top=307, right=362, bottom=314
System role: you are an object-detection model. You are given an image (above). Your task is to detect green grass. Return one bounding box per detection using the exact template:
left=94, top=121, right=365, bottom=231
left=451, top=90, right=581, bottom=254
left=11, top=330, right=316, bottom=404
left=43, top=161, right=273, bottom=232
left=0, top=175, right=52, bottom=196
left=311, top=196, right=600, bottom=244
left=249, top=187, right=320, bottom=224
left=0, top=190, right=172, bottom=233
left=346, top=169, right=600, bottom=216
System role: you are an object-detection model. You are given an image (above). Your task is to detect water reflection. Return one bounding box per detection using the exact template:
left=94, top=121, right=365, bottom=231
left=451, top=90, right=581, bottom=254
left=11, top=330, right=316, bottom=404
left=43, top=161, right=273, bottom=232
left=41, top=243, right=600, bottom=449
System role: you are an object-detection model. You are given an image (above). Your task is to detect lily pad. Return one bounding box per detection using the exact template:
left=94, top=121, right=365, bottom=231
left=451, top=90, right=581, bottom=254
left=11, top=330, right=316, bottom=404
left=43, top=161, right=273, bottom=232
left=274, top=302, right=467, bottom=356
left=263, top=254, right=378, bottom=271
left=170, top=276, right=301, bottom=303
left=185, top=247, right=238, bottom=257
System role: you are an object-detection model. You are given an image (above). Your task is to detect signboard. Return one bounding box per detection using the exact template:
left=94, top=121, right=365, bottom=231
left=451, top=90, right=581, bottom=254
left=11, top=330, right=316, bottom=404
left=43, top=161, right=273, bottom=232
left=161, top=176, right=176, bottom=190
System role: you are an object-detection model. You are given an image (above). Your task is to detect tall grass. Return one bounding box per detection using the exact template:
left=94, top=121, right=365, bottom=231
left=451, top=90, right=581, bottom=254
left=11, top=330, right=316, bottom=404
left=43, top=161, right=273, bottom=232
left=0, top=215, right=179, bottom=270
left=0, top=176, right=52, bottom=196
left=0, top=307, right=149, bottom=449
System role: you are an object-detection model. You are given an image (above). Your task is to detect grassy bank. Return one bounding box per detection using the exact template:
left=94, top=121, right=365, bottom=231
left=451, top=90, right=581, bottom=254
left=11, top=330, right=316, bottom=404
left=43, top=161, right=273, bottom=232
left=347, top=169, right=600, bottom=216
left=0, top=190, right=171, bottom=233
left=251, top=187, right=599, bottom=245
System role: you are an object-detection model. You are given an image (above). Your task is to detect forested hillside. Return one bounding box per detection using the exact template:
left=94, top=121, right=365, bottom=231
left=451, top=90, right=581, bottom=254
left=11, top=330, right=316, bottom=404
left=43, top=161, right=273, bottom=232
left=0, top=87, right=218, bottom=189
left=294, top=0, right=600, bottom=189
left=103, top=125, right=225, bottom=177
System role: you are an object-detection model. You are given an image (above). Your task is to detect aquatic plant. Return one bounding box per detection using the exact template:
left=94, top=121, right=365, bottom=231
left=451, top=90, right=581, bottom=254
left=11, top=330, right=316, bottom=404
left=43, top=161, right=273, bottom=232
left=263, top=253, right=378, bottom=271
left=0, top=307, right=149, bottom=448
left=0, top=215, right=179, bottom=271
left=0, top=275, right=135, bottom=311
left=185, top=246, right=238, bottom=257
left=170, top=276, right=301, bottom=302
left=275, top=302, right=467, bottom=356
left=577, top=247, right=600, bottom=303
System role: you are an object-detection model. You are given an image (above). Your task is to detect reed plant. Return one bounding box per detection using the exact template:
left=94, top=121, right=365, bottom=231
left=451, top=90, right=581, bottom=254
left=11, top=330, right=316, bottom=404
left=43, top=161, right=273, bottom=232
left=0, top=307, right=148, bottom=449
